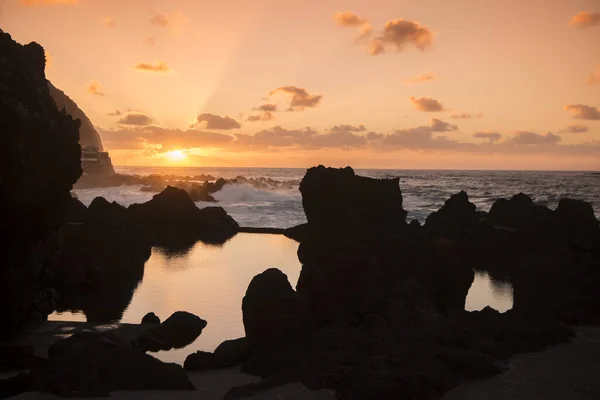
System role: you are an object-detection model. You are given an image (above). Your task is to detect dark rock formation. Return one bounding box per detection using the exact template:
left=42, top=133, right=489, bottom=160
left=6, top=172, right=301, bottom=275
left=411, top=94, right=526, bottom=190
left=243, top=269, right=315, bottom=353
left=283, top=223, right=308, bottom=242
left=228, top=166, right=599, bottom=400
left=65, top=197, right=87, bottom=223
left=142, top=312, right=161, bottom=325
left=184, top=351, right=215, bottom=371
left=425, top=191, right=479, bottom=239
left=136, top=311, right=207, bottom=352
left=184, top=337, right=250, bottom=371
left=0, top=30, right=81, bottom=339
left=47, top=82, right=105, bottom=151
left=128, top=186, right=239, bottom=247
left=20, top=331, right=194, bottom=396
left=300, top=165, right=407, bottom=238
left=487, top=193, right=554, bottom=230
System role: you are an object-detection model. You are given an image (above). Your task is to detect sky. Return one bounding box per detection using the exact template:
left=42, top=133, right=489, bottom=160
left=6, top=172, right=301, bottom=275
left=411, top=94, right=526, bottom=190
left=2, top=0, right=600, bottom=170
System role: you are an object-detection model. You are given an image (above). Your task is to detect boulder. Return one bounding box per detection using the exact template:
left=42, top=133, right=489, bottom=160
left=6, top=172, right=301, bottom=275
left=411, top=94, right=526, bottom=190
left=184, top=351, right=215, bottom=371
left=213, top=337, right=250, bottom=368
left=141, top=312, right=161, bottom=325
left=25, top=331, right=194, bottom=397
left=556, top=198, right=600, bottom=237
left=487, top=193, right=554, bottom=229
left=283, top=223, right=308, bottom=242
left=242, top=269, right=315, bottom=352
left=136, top=311, right=207, bottom=351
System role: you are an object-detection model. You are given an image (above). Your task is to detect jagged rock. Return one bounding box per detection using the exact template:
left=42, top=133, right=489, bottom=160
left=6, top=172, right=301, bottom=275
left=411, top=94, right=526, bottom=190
left=127, top=186, right=238, bottom=246
left=299, top=165, right=407, bottom=239
left=25, top=331, right=194, bottom=396
left=141, top=312, right=160, bottom=325
left=136, top=311, right=207, bottom=352
left=243, top=269, right=315, bottom=353
left=65, top=197, right=87, bottom=223
left=0, top=30, right=81, bottom=339
left=425, top=191, right=479, bottom=239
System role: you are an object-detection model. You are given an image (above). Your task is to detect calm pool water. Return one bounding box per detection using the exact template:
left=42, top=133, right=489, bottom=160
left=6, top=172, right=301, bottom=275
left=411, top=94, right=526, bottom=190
left=50, top=233, right=513, bottom=364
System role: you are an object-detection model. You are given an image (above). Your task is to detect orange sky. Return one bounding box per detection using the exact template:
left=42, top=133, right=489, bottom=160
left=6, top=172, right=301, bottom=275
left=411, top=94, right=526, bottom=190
left=3, top=0, right=600, bottom=169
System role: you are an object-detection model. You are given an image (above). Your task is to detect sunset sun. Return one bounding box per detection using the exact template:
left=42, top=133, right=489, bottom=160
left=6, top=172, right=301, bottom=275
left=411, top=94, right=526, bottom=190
left=165, top=150, right=186, bottom=162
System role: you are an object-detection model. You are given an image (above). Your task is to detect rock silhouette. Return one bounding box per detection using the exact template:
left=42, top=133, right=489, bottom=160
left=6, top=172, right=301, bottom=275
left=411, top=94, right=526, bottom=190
left=0, top=30, right=81, bottom=339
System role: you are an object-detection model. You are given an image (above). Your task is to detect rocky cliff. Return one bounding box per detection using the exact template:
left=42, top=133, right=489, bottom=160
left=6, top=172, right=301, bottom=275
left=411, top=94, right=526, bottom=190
left=47, top=82, right=104, bottom=150
left=0, top=30, right=82, bottom=339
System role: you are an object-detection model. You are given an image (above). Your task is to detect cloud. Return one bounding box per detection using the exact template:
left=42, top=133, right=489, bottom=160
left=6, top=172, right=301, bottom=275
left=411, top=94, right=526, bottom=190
left=234, top=126, right=367, bottom=149
left=269, top=86, right=322, bottom=111
left=559, top=124, right=589, bottom=134
left=334, top=11, right=367, bottom=26
left=409, top=96, right=445, bottom=112
left=103, top=18, right=116, bottom=28
left=144, top=38, right=156, bottom=46
left=254, top=104, right=278, bottom=112
left=334, top=11, right=372, bottom=38
left=586, top=64, right=600, bottom=85
left=117, top=113, right=154, bottom=126
left=100, top=125, right=234, bottom=154
left=570, top=11, right=600, bottom=28
left=247, top=113, right=275, bottom=122
left=87, top=80, right=105, bottom=96
left=507, top=131, right=561, bottom=145
left=405, top=73, right=435, bottom=83
left=106, top=110, right=122, bottom=117
left=473, top=132, right=502, bottom=143
left=151, top=11, right=170, bottom=27
left=330, top=124, right=366, bottom=132
left=20, top=0, right=77, bottom=5
left=133, top=61, right=170, bottom=72
left=565, top=104, right=600, bottom=120
left=194, top=113, right=241, bottom=130
left=450, top=112, right=483, bottom=119
left=370, top=18, right=434, bottom=55
left=430, top=118, right=457, bottom=132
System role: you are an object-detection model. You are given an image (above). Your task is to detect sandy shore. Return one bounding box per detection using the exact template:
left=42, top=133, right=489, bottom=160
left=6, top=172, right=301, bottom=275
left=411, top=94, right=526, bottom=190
left=5, top=325, right=599, bottom=399
left=442, top=326, right=600, bottom=400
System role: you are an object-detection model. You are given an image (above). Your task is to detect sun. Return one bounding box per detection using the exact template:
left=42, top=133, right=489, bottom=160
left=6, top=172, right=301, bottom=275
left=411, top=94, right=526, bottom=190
left=165, top=150, right=186, bottom=162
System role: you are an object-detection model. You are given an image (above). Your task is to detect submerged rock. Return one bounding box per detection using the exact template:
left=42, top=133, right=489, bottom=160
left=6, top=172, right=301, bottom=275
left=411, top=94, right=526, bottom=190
left=136, top=311, right=207, bottom=352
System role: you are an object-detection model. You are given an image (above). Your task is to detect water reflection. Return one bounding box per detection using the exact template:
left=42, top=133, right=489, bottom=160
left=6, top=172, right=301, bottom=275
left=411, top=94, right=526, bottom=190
left=465, top=271, right=513, bottom=313
left=51, top=234, right=515, bottom=364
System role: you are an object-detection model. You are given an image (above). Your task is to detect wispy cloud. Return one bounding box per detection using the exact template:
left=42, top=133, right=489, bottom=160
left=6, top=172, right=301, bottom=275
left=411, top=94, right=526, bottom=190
left=450, top=112, right=483, bottom=119
left=103, top=18, right=116, bottom=28
left=269, top=86, right=322, bottom=111
left=87, top=80, right=105, bottom=96
left=117, top=112, right=154, bottom=126
left=586, top=64, right=600, bottom=85
left=559, top=124, right=589, bottom=134
left=20, top=0, right=77, bottom=5
left=133, top=61, right=170, bottom=72
left=570, top=11, right=600, bottom=28
left=405, top=73, right=435, bottom=83
left=193, top=113, right=241, bottom=130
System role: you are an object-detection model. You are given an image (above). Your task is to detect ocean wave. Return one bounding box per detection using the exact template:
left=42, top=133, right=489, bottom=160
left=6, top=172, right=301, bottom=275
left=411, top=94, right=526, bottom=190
left=212, top=183, right=300, bottom=204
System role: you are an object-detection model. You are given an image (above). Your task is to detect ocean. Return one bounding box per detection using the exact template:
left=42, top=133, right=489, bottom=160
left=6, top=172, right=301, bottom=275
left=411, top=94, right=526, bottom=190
left=72, top=167, right=600, bottom=227
left=51, top=167, right=597, bottom=364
